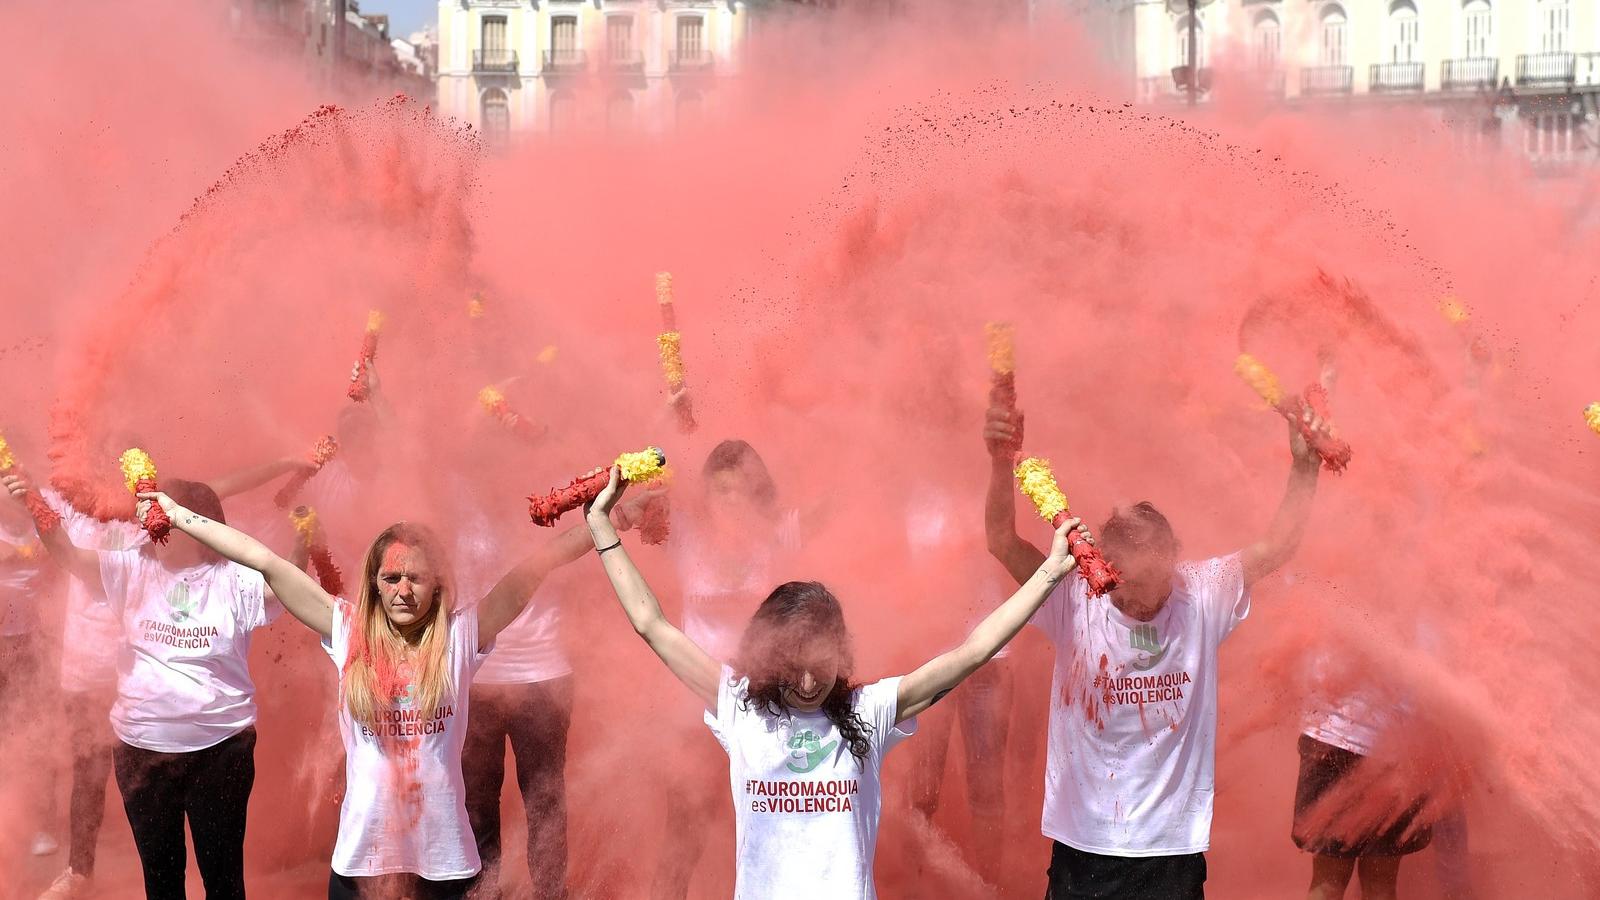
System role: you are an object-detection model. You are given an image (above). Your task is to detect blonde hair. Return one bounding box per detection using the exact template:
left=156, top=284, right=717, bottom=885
left=342, top=522, right=456, bottom=729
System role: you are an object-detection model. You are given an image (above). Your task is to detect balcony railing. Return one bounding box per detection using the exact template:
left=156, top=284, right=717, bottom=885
left=1516, top=52, right=1575, bottom=87
left=1170, top=65, right=1213, bottom=94
left=1301, top=65, right=1353, bottom=95
left=543, top=48, right=588, bottom=72
left=1441, top=57, right=1499, bottom=92
left=473, top=49, right=518, bottom=73
left=670, top=49, right=715, bottom=72
left=603, top=49, right=644, bottom=71
left=1369, top=62, right=1424, bottom=93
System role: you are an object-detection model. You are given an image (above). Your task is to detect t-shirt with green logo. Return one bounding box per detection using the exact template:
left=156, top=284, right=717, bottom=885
left=705, top=665, right=916, bottom=900
left=1030, top=553, right=1249, bottom=857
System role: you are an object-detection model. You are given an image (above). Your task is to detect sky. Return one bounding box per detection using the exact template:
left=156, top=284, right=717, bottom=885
left=361, top=0, right=434, bottom=37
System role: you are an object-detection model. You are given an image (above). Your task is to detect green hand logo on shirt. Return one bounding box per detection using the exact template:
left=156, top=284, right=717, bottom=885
left=164, top=582, right=195, bottom=623
left=1130, top=623, right=1169, bottom=671
left=785, top=729, right=837, bottom=774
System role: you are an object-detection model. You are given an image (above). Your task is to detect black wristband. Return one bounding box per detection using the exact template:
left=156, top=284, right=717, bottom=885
left=596, top=539, right=623, bottom=555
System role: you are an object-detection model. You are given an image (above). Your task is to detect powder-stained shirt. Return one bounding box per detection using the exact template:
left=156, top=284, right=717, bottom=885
left=706, top=666, right=917, bottom=900
left=44, top=488, right=143, bottom=691
left=99, top=548, right=279, bottom=752
left=325, top=604, right=490, bottom=880
left=1032, top=554, right=1248, bottom=857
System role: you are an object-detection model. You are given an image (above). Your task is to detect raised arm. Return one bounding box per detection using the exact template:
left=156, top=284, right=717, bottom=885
left=3, top=472, right=101, bottom=591
left=1242, top=413, right=1322, bottom=587
left=206, top=455, right=314, bottom=500
left=983, top=403, right=1046, bottom=585
left=476, top=523, right=592, bottom=648
left=898, top=517, right=1080, bottom=723
left=585, top=466, right=721, bottom=709
left=141, top=491, right=335, bottom=637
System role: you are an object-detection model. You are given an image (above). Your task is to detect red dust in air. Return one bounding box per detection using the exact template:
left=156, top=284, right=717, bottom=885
left=2, top=1, right=1600, bottom=898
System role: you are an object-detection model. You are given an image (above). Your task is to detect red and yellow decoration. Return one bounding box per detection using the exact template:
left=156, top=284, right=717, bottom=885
left=275, top=435, right=339, bottom=509
left=120, top=448, right=171, bottom=543
left=290, top=505, right=344, bottom=597
left=528, top=448, right=668, bottom=528
left=347, top=309, right=385, bottom=402
left=0, top=434, right=60, bottom=533
left=1235, top=353, right=1352, bottom=473
left=477, top=385, right=542, bottom=442
left=1014, top=456, right=1120, bottom=596
left=655, top=272, right=697, bottom=433
left=1584, top=402, right=1600, bottom=437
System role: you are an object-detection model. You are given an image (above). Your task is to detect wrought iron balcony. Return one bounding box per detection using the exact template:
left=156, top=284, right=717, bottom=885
left=670, top=49, right=715, bottom=72
left=1301, top=65, right=1353, bottom=95
left=1517, top=52, right=1575, bottom=87
left=543, top=48, right=588, bottom=72
left=1369, top=62, right=1424, bottom=93
left=1441, top=57, right=1498, bottom=92
left=473, top=49, right=518, bottom=73
left=603, top=49, right=644, bottom=71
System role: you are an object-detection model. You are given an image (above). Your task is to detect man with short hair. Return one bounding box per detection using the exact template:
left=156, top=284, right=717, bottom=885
left=982, top=393, right=1322, bottom=899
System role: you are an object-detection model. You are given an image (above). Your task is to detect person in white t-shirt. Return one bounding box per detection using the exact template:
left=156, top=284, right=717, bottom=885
left=8, top=476, right=279, bottom=900
left=0, top=497, right=62, bottom=867
left=582, top=464, right=1087, bottom=900
left=139, top=491, right=603, bottom=900
left=982, top=395, right=1322, bottom=899
left=642, top=439, right=806, bottom=900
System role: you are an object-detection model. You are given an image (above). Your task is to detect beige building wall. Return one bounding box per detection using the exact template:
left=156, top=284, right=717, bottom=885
left=437, top=0, right=747, bottom=141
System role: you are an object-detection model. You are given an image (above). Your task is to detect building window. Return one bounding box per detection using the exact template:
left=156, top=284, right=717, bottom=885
left=607, top=91, right=633, bottom=132
left=1462, top=0, right=1491, bottom=57
left=1320, top=5, right=1349, bottom=66
left=1252, top=10, right=1281, bottom=70
left=552, top=16, right=578, bottom=62
left=1388, top=1, right=1419, bottom=63
left=1538, top=0, right=1569, bottom=54
left=607, top=15, right=634, bottom=63
left=675, top=90, right=703, bottom=128
left=550, top=91, right=575, bottom=134
left=482, top=15, right=507, bottom=52
left=481, top=88, right=509, bottom=144
left=676, top=16, right=705, bottom=62
left=1174, top=16, right=1206, bottom=69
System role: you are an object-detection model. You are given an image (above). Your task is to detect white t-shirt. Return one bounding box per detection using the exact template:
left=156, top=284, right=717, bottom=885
left=325, top=603, right=489, bottom=880
left=98, top=548, right=280, bottom=752
left=44, top=489, right=143, bottom=691
left=706, top=666, right=917, bottom=900
left=0, top=517, right=49, bottom=637
left=674, top=509, right=801, bottom=660
left=454, top=509, right=569, bottom=685
left=904, top=489, right=1011, bottom=659
left=1031, top=553, right=1249, bottom=857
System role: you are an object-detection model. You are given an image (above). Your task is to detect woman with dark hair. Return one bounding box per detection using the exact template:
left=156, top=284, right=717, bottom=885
left=642, top=438, right=801, bottom=898
left=584, top=464, right=1085, bottom=898
left=6, top=474, right=277, bottom=900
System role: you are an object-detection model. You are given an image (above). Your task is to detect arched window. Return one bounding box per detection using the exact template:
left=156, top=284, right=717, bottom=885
left=549, top=91, right=575, bottom=134
left=481, top=88, right=509, bottom=144
left=1320, top=5, right=1349, bottom=66
left=1388, top=0, right=1419, bottom=63
left=675, top=90, right=703, bottom=129
left=1174, top=15, right=1207, bottom=69
left=1252, top=10, right=1282, bottom=70
left=1462, top=0, right=1491, bottom=57
left=607, top=92, right=633, bottom=132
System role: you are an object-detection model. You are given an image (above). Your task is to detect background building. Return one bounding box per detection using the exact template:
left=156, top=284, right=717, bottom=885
left=230, top=0, right=435, bottom=95
left=435, top=0, right=749, bottom=141
left=1038, top=0, right=1600, bottom=170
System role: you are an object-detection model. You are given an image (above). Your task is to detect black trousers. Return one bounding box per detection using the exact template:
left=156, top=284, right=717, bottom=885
left=113, top=727, right=257, bottom=900
left=328, top=871, right=479, bottom=900
left=462, top=677, right=573, bottom=900
left=1045, top=841, right=1207, bottom=900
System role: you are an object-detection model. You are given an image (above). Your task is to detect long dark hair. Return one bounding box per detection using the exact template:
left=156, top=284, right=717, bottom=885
left=734, top=581, right=874, bottom=764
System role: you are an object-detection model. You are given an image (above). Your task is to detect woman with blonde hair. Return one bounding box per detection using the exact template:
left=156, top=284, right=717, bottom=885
left=135, top=489, right=603, bottom=900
